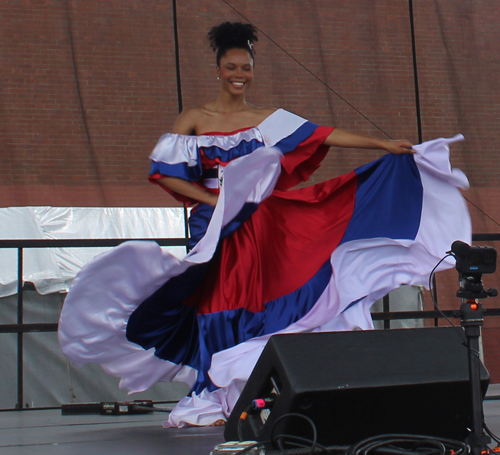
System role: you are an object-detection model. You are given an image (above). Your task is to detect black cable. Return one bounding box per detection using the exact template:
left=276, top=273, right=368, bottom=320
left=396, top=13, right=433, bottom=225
left=171, top=0, right=191, bottom=248
left=484, top=422, right=500, bottom=445
left=172, top=0, right=183, bottom=114
left=64, top=0, right=107, bottom=204
left=345, top=434, right=468, bottom=455
left=270, top=413, right=318, bottom=455
left=272, top=434, right=330, bottom=454
left=428, top=253, right=464, bottom=334
left=464, top=199, right=500, bottom=231
left=427, top=253, right=452, bottom=303
left=408, top=0, right=422, bottom=144
left=219, top=0, right=392, bottom=139
left=367, top=438, right=446, bottom=455
left=218, top=0, right=500, bottom=230
left=65, top=1, right=91, bottom=145
left=238, top=404, right=254, bottom=441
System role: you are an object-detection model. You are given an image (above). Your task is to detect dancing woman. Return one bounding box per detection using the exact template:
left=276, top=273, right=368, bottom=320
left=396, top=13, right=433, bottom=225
left=59, top=22, right=470, bottom=427
left=157, top=22, right=413, bottom=210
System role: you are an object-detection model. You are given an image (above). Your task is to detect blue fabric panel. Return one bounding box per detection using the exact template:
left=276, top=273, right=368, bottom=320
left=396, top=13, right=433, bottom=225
left=187, top=204, right=216, bottom=249
left=126, top=261, right=207, bottom=368
left=188, top=202, right=259, bottom=249
left=126, top=202, right=260, bottom=379
left=149, top=160, right=202, bottom=181
left=202, top=138, right=264, bottom=163
left=149, top=122, right=318, bottom=180
left=126, top=258, right=332, bottom=394
left=273, top=121, right=319, bottom=154
left=340, top=154, right=423, bottom=245
left=193, top=260, right=333, bottom=393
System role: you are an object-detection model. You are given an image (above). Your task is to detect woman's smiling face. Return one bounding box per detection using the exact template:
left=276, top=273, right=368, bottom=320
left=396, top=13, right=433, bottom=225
left=217, top=48, right=254, bottom=96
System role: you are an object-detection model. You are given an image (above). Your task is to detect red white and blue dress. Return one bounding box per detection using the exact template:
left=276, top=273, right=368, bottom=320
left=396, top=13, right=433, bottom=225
left=58, top=109, right=471, bottom=427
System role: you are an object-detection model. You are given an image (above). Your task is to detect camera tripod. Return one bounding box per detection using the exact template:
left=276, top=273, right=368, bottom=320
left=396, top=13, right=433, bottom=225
left=456, top=272, right=498, bottom=455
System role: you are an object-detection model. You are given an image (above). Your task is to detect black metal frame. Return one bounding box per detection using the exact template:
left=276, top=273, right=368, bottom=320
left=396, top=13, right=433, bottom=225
left=0, top=234, right=498, bottom=410
left=0, top=238, right=189, bottom=410
left=372, top=232, right=500, bottom=321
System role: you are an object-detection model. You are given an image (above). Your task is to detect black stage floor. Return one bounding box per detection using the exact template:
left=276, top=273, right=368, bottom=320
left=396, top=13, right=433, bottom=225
left=2, top=385, right=500, bottom=455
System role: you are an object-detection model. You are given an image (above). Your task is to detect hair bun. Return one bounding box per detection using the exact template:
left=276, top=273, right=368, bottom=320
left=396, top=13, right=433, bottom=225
left=208, top=21, right=258, bottom=55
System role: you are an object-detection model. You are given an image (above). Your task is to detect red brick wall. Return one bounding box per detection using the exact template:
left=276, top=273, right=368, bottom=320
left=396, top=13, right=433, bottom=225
left=1, top=0, right=500, bottom=378
left=411, top=0, right=500, bottom=381
left=0, top=0, right=178, bottom=206
left=1, top=0, right=420, bottom=205
left=4, top=1, right=498, bottom=203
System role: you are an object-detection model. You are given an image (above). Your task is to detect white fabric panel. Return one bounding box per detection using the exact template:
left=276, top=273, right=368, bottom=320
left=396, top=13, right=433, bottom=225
left=164, top=136, right=471, bottom=427
left=149, top=109, right=306, bottom=168
left=54, top=136, right=469, bottom=427
left=197, top=128, right=264, bottom=150
left=414, top=134, right=471, bottom=262
left=0, top=207, right=188, bottom=298
left=258, top=108, right=308, bottom=146
left=58, top=148, right=283, bottom=394
left=150, top=133, right=200, bottom=166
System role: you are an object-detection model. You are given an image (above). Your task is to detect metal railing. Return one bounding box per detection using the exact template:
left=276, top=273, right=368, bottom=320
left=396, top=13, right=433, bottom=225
left=370, top=233, right=500, bottom=322
left=0, top=238, right=189, bottom=409
left=0, top=234, right=499, bottom=410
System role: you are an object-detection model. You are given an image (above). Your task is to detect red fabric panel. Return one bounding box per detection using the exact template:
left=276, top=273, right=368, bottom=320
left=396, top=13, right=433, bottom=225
left=189, top=170, right=358, bottom=314
left=276, top=126, right=335, bottom=190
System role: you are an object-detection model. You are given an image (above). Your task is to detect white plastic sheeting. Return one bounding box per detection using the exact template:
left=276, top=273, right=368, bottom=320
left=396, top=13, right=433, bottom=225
left=0, top=206, right=190, bottom=409
left=0, top=206, right=423, bottom=409
left=371, top=285, right=425, bottom=329
left=0, top=206, right=189, bottom=298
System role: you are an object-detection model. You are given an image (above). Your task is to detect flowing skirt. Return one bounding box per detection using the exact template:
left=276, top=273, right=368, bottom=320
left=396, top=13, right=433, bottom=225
left=58, top=136, right=471, bottom=427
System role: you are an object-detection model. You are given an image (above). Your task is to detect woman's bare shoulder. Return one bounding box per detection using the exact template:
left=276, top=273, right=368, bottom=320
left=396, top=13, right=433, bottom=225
left=172, top=105, right=278, bottom=135
left=172, top=107, right=205, bottom=135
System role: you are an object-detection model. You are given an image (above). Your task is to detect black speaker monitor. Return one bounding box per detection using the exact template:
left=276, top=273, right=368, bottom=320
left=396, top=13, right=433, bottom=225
left=224, top=327, right=490, bottom=446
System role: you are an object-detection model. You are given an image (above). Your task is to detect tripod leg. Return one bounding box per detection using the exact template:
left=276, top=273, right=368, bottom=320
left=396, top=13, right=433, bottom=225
left=462, top=302, right=491, bottom=454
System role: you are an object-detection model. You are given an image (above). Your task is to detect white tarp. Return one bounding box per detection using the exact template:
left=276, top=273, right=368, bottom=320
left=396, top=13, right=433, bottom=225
left=0, top=206, right=189, bottom=298
left=0, top=206, right=423, bottom=409
left=0, top=291, right=190, bottom=409
left=0, top=206, right=191, bottom=408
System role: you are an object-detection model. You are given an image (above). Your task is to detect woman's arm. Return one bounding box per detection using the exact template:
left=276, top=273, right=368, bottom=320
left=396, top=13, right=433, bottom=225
left=158, top=108, right=218, bottom=206
left=157, top=176, right=218, bottom=206
left=325, top=128, right=414, bottom=154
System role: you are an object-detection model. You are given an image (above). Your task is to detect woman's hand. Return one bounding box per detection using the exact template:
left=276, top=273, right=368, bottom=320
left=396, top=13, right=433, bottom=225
left=382, top=139, right=415, bottom=155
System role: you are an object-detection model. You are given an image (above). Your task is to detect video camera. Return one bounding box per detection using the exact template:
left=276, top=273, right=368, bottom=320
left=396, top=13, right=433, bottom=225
left=451, top=241, right=497, bottom=276
left=451, top=241, right=498, bottom=300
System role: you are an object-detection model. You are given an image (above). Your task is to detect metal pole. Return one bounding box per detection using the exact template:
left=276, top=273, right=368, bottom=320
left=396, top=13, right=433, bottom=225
left=408, top=0, right=423, bottom=144
left=16, top=247, right=24, bottom=409
left=383, top=294, right=390, bottom=329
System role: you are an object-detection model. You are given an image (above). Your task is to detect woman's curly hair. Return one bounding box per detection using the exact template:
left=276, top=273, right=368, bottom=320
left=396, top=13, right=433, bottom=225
left=207, top=22, right=258, bottom=65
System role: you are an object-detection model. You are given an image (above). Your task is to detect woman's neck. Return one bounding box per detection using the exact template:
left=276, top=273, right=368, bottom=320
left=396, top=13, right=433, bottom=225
left=211, top=92, right=251, bottom=114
